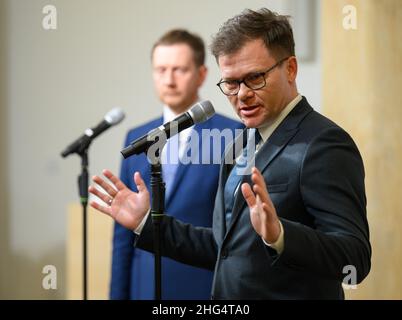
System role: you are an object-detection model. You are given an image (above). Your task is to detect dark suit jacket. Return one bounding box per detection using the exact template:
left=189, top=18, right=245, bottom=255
left=136, top=97, right=371, bottom=299
left=111, top=113, right=243, bottom=299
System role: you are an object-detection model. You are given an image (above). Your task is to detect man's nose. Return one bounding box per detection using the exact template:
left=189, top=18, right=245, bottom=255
left=163, top=70, right=175, bottom=85
left=237, top=82, right=254, bottom=101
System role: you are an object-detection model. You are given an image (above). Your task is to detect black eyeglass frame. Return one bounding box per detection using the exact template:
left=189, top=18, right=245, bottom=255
left=216, top=56, right=291, bottom=96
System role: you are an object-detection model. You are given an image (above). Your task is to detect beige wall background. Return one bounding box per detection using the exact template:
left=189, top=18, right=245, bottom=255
left=0, top=0, right=10, bottom=298
left=322, top=0, right=402, bottom=299
left=0, top=0, right=322, bottom=299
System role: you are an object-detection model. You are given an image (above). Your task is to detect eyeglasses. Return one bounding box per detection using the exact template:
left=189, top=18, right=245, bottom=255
left=216, top=56, right=290, bottom=96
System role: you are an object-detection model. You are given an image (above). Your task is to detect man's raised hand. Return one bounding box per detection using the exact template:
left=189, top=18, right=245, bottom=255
left=88, top=169, right=150, bottom=230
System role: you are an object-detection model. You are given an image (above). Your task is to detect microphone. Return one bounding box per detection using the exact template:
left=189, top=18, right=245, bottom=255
left=121, top=100, right=215, bottom=159
left=61, top=107, right=125, bottom=158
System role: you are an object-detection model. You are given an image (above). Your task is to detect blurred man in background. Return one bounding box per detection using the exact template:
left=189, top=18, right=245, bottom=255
left=110, top=29, right=243, bottom=299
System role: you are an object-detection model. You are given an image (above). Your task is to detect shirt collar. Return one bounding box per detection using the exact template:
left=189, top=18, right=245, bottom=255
left=162, top=104, right=197, bottom=142
left=163, top=105, right=179, bottom=123
left=258, top=94, right=302, bottom=143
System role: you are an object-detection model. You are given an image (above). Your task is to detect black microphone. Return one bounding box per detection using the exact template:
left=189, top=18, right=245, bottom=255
left=61, top=108, right=125, bottom=158
left=121, top=100, right=215, bottom=159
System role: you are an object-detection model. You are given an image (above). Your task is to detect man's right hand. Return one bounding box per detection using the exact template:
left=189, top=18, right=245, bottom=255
left=88, top=169, right=150, bottom=230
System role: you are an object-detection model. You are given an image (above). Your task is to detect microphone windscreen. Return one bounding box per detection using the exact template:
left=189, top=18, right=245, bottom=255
left=189, top=100, right=215, bottom=124
left=105, top=108, right=125, bottom=125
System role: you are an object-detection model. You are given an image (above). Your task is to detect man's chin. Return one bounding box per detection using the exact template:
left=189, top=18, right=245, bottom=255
left=164, top=102, right=188, bottom=114
left=163, top=98, right=194, bottom=112
left=240, top=117, right=262, bottom=129
left=162, top=96, right=180, bottom=105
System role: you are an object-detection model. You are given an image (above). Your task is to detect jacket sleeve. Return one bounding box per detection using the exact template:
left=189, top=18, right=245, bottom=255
left=275, top=127, right=371, bottom=284
left=135, top=214, right=218, bottom=271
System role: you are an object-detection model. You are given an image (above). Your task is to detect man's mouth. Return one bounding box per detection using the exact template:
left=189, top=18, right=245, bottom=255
left=164, top=92, right=180, bottom=96
left=240, top=105, right=260, bottom=117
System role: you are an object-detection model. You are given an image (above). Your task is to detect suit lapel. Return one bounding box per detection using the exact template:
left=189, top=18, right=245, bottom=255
left=216, top=128, right=248, bottom=239
left=227, top=128, right=299, bottom=227
left=165, top=159, right=190, bottom=208
left=164, top=121, right=205, bottom=207
left=221, top=128, right=248, bottom=177
left=224, top=98, right=313, bottom=238
left=214, top=170, right=227, bottom=244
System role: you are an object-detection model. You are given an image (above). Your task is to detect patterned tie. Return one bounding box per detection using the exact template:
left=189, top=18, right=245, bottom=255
left=224, top=129, right=262, bottom=228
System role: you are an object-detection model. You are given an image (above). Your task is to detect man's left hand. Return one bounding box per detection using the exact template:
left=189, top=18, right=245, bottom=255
left=241, top=167, right=281, bottom=244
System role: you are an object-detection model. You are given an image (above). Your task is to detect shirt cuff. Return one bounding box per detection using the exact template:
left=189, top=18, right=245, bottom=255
left=133, top=209, right=150, bottom=235
left=262, top=220, right=284, bottom=254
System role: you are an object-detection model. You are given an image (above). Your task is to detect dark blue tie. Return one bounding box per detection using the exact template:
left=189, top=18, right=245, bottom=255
left=224, top=130, right=262, bottom=228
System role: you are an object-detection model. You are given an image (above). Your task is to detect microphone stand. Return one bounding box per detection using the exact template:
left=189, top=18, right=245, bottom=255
left=122, top=128, right=185, bottom=300
left=62, top=110, right=125, bottom=300
left=77, top=148, right=89, bottom=301
left=62, top=141, right=92, bottom=300
left=147, top=142, right=166, bottom=300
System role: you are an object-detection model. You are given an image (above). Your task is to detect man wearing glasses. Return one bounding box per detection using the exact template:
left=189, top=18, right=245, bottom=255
left=90, top=8, right=371, bottom=299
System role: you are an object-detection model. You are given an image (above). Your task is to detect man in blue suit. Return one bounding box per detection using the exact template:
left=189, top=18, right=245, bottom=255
left=110, top=29, right=243, bottom=300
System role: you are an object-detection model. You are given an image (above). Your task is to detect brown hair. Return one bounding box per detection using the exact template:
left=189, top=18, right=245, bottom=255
left=151, top=29, right=205, bottom=67
left=210, top=8, right=295, bottom=61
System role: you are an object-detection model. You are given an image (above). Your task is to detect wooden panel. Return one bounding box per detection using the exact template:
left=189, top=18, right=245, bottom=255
left=66, top=203, right=113, bottom=300
left=322, top=0, right=402, bottom=299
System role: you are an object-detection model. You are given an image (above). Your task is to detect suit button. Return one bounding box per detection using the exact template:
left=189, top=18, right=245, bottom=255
left=221, top=249, right=228, bottom=259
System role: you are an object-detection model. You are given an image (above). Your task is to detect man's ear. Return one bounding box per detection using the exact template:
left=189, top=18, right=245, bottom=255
left=287, top=56, right=298, bottom=83
left=198, top=65, right=208, bottom=86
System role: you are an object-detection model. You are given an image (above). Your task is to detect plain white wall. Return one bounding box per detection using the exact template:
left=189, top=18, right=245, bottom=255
left=0, top=0, right=320, bottom=298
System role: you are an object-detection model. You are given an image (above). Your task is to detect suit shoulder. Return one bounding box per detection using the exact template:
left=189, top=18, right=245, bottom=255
left=301, top=110, right=357, bottom=146
left=209, top=113, right=244, bottom=130
left=125, top=117, right=162, bottom=141
left=301, top=109, right=344, bottom=134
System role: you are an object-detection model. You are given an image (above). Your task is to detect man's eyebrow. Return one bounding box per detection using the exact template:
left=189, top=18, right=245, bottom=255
left=221, top=70, right=263, bottom=81
left=220, top=77, right=238, bottom=81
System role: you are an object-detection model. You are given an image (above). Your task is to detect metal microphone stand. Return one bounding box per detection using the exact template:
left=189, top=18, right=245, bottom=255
left=145, top=137, right=167, bottom=300
left=149, top=161, right=165, bottom=300
left=122, top=131, right=175, bottom=300
left=77, top=148, right=89, bottom=300
left=62, top=141, right=91, bottom=300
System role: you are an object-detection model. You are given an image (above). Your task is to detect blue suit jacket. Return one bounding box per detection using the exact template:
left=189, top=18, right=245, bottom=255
left=110, top=113, right=243, bottom=299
